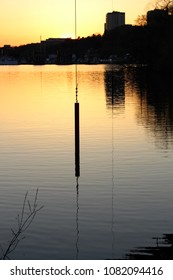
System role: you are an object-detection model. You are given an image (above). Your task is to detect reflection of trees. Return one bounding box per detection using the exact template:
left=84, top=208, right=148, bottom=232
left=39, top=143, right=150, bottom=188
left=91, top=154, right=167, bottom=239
left=127, top=233, right=173, bottom=259
left=104, top=65, right=125, bottom=115
left=126, top=67, right=173, bottom=150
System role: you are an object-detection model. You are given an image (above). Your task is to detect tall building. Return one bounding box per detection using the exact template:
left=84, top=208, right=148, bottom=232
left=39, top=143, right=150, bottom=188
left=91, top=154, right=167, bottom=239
left=105, top=11, right=125, bottom=32
left=147, top=9, right=168, bottom=25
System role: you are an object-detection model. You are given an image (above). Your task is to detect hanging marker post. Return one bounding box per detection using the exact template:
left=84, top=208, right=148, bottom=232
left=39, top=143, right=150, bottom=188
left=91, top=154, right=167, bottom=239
left=74, top=0, right=80, bottom=178
left=74, top=0, right=80, bottom=256
left=75, top=102, right=80, bottom=177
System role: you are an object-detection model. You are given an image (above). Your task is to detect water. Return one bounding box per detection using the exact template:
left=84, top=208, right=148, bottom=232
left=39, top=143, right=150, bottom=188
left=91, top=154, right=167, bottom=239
left=0, top=64, right=173, bottom=259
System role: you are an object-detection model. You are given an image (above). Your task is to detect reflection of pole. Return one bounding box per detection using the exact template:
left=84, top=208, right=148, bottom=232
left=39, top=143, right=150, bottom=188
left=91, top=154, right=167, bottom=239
left=111, top=102, right=115, bottom=259
left=75, top=178, right=79, bottom=259
left=75, top=102, right=80, bottom=177
left=111, top=59, right=115, bottom=259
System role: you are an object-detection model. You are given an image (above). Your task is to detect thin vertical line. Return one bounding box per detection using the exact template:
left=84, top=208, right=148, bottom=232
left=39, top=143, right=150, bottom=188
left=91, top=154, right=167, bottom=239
left=75, top=0, right=77, bottom=40
left=75, top=0, right=78, bottom=102
left=111, top=67, right=115, bottom=260
left=75, top=179, right=79, bottom=259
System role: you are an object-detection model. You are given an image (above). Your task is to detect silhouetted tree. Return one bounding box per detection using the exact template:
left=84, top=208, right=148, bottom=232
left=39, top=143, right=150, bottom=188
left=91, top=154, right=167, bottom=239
left=152, top=0, right=173, bottom=14
left=135, top=15, right=147, bottom=26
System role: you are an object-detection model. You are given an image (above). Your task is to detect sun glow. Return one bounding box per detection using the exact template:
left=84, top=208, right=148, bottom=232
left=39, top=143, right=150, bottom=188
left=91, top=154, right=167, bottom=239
left=61, top=33, right=75, bottom=39
left=0, top=0, right=151, bottom=46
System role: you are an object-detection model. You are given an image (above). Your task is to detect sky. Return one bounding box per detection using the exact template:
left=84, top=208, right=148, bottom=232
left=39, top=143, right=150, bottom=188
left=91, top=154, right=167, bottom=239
left=0, top=0, right=153, bottom=47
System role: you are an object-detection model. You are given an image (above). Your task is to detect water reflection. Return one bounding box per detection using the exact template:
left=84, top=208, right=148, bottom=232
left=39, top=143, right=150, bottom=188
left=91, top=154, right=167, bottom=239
left=104, top=65, right=125, bottom=115
left=75, top=178, right=79, bottom=260
left=126, top=67, right=173, bottom=150
left=127, top=233, right=173, bottom=260
left=1, top=65, right=173, bottom=260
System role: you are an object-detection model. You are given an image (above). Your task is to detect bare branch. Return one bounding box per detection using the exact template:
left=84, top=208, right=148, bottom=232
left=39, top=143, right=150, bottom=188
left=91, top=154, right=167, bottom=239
left=0, top=189, right=43, bottom=260
left=28, top=200, right=32, bottom=213
left=135, top=15, right=147, bottom=26
left=19, top=191, right=28, bottom=227
left=150, top=0, right=173, bottom=14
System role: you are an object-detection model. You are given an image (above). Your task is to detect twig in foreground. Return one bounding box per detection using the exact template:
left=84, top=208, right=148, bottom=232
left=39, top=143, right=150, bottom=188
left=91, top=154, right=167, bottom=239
left=1, top=188, right=43, bottom=260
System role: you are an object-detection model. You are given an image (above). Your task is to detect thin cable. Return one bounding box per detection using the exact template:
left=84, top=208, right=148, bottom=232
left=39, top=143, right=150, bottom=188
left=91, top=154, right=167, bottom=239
left=75, top=65, right=78, bottom=103
left=75, top=0, right=78, bottom=102
left=75, top=0, right=77, bottom=41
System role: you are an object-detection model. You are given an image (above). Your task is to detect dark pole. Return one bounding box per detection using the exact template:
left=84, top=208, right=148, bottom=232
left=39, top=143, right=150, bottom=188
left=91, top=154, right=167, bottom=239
left=75, top=102, right=80, bottom=177
left=74, top=0, right=80, bottom=178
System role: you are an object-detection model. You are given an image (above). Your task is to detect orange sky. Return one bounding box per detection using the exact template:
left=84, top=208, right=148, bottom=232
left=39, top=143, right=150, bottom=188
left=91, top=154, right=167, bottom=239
left=0, top=0, right=153, bottom=47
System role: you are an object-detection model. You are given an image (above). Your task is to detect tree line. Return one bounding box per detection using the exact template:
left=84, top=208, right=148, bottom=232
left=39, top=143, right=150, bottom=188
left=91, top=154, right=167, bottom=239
left=1, top=0, right=173, bottom=72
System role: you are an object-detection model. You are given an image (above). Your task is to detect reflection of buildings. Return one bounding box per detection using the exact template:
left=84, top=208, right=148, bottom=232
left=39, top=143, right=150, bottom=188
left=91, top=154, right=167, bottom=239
left=105, top=11, right=125, bottom=32
left=126, top=67, right=173, bottom=150
left=104, top=66, right=125, bottom=114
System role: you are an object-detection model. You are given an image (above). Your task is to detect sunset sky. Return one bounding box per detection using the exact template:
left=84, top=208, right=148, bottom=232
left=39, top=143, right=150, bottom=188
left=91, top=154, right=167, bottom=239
left=0, top=0, right=153, bottom=47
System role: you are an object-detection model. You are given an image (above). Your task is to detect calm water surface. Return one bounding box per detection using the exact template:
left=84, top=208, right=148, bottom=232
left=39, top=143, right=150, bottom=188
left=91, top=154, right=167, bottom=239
left=0, top=65, right=173, bottom=259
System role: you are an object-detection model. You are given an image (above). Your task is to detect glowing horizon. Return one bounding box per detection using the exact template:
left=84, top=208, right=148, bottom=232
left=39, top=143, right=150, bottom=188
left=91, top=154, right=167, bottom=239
left=0, top=0, right=151, bottom=47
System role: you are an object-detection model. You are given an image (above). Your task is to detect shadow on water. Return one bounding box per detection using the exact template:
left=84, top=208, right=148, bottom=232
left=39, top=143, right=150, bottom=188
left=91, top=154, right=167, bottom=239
left=126, top=234, right=173, bottom=260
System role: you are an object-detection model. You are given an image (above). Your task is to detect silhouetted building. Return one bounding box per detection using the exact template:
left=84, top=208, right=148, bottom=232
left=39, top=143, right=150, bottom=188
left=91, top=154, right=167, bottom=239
left=42, top=38, right=67, bottom=44
left=1, top=45, right=11, bottom=56
left=105, top=11, right=125, bottom=32
left=147, top=9, right=168, bottom=26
